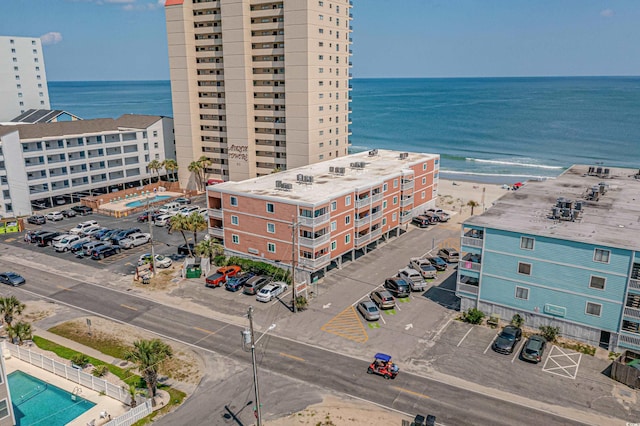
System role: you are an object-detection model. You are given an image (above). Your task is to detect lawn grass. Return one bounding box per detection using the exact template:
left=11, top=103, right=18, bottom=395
left=48, top=322, right=128, bottom=359
left=131, top=385, right=187, bottom=426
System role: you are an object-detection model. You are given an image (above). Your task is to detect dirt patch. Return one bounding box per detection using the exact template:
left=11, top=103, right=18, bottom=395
left=133, top=268, right=182, bottom=291
left=21, top=302, right=55, bottom=323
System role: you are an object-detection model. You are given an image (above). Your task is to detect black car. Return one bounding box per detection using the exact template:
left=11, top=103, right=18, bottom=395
left=90, top=245, right=121, bottom=260
left=27, top=215, right=46, bottom=225
left=71, top=205, right=93, bottom=215
left=0, top=272, right=26, bottom=286
left=110, top=228, right=141, bottom=245
left=35, top=231, right=62, bottom=247
left=383, top=277, right=411, bottom=298
left=175, top=197, right=191, bottom=205
left=61, top=209, right=77, bottom=218
left=225, top=272, right=255, bottom=292
left=177, top=243, right=195, bottom=256
left=492, top=325, right=523, bottom=354
left=521, top=335, right=547, bottom=363
left=426, top=256, right=448, bottom=271
left=412, top=215, right=431, bottom=228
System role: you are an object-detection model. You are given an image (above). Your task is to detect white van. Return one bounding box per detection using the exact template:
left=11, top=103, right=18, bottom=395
left=161, top=202, right=181, bottom=211
left=54, top=235, right=82, bottom=252
left=69, top=220, right=99, bottom=235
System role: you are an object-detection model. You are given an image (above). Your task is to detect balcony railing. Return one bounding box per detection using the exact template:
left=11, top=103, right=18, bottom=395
left=457, top=283, right=479, bottom=295
left=298, top=213, right=330, bottom=227
left=619, top=333, right=640, bottom=348
left=355, top=197, right=370, bottom=209
left=370, top=228, right=382, bottom=239
left=630, top=278, right=640, bottom=290
left=371, top=193, right=383, bottom=203
left=298, top=233, right=330, bottom=248
left=624, top=307, right=640, bottom=319
left=400, top=214, right=412, bottom=224
left=370, top=210, right=383, bottom=221
left=355, top=233, right=371, bottom=246
left=298, top=253, right=330, bottom=270
left=209, top=208, right=223, bottom=219
left=401, top=181, right=414, bottom=190
left=209, top=227, right=224, bottom=238
left=461, top=237, right=483, bottom=248
left=459, top=261, right=482, bottom=272
left=355, top=216, right=369, bottom=227
left=400, top=197, right=414, bottom=207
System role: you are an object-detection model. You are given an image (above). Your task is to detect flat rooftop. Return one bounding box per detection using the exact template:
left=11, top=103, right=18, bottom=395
left=466, top=165, right=640, bottom=251
left=210, top=149, right=438, bottom=205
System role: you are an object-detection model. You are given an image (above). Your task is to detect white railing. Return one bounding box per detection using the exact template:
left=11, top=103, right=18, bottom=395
left=355, top=197, right=371, bottom=208
left=355, top=217, right=369, bottom=228
left=457, top=283, right=479, bottom=295
left=370, top=210, right=383, bottom=221
left=209, top=227, right=224, bottom=238
left=371, top=193, right=383, bottom=203
left=298, top=213, right=329, bottom=227
left=355, top=233, right=371, bottom=246
left=401, top=181, right=414, bottom=190
left=209, top=208, right=223, bottom=219
left=630, top=278, right=640, bottom=290
left=298, top=253, right=330, bottom=269
left=298, top=233, right=330, bottom=247
left=399, top=214, right=412, bottom=224
left=461, top=237, right=483, bottom=248
left=459, top=261, right=481, bottom=272
left=624, top=307, right=640, bottom=319
left=370, top=228, right=382, bottom=239
left=400, top=197, right=414, bottom=207
left=103, top=401, right=153, bottom=426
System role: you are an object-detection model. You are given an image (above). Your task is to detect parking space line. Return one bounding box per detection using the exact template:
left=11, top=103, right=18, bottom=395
left=541, top=346, right=582, bottom=380
left=483, top=334, right=497, bottom=354
left=390, top=386, right=430, bottom=400
left=456, top=327, right=473, bottom=347
left=321, top=306, right=369, bottom=343
left=56, top=285, right=72, bottom=291
left=120, top=304, right=138, bottom=311
left=280, top=352, right=305, bottom=362
left=511, top=340, right=525, bottom=363
left=431, top=317, right=453, bottom=342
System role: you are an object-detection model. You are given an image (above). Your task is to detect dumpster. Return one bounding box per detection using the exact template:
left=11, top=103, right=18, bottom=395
left=185, top=262, right=202, bottom=279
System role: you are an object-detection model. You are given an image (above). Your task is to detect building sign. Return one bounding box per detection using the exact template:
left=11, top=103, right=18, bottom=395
left=229, top=145, right=248, bottom=162
left=544, top=304, right=567, bottom=317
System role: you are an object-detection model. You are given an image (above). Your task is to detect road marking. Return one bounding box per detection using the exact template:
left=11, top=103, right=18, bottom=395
left=404, top=323, right=413, bottom=331
left=321, top=306, right=368, bottom=343
left=368, top=322, right=380, bottom=329
left=431, top=317, right=453, bottom=342
left=390, top=386, right=430, bottom=400
left=193, top=326, right=216, bottom=335
left=120, top=304, right=138, bottom=311
left=542, top=346, right=582, bottom=379
left=483, top=334, right=497, bottom=354
left=323, top=303, right=332, bottom=309
left=456, top=327, right=473, bottom=347
left=511, top=340, right=525, bottom=363
left=279, top=352, right=305, bottom=362
left=56, top=285, right=72, bottom=291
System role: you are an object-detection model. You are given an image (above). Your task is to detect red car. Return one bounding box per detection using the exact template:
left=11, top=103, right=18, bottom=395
left=205, top=265, right=241, bottom=288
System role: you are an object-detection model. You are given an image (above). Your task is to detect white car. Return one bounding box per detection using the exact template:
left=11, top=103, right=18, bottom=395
left=53, top=235, right=82, bottom=252
left=81, top=225, right=103, bottom=237
left=120, top=233, right=151, bottom=249
left=409, top=258, right=438, bottom=280
left=155, top=214, right=172, bottom=227
left=178, top=206, right=200, bottom=216
left=398, top=266, right=428, bottom=291
left=45, top=211, right=64, bottom=221
left=137, top=253, right=172, bottom=268
left=70, top=220, right=99, bottom=235
left=51, top=233, right=71, bottom=247
left=256, top=281, right=288, bottom=302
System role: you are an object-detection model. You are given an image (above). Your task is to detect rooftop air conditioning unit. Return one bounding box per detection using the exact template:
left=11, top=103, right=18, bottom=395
left=275, top=180, right=282, bottom=188
left=297, top=174, right=304, bottom=182
left=329, top=166, right=335, bottom=173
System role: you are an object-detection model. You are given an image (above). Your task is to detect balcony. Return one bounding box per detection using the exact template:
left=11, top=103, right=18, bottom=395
left=355, top=216, right=370, bottom=228
left=459, top=260, right=481, bottom=272
left=210, top=227, right=224, bottom=238
left=355, top=197, right=370, bottom=209
left=401, top=180, right=414, bottom=190
left=370, top=210, right=383, bottom=221
left=400, top=214, right=412, bottom=224
left=298, top=213, right=330, bottom=227
left=370, top=228, right=382, bottom=239
left=400, top=197, right=414, bottom=207
left=624, top=307, right=640, bottom=319
left=209, top=208, right=223, bottom=219
left=619, top=333, right=640, bottom=349
left=355, top=233, right=371, bottom=246
left=630, top=278, right=640, bottom=290
left=457, top=283, right=479, bottom=295
left=298, top=253, right=330, bottom=270
left=371, top=192, right=383, bottom=203
left=298, top=233, right=330, bottom=248
left=461, top=236, right=484, bottom=248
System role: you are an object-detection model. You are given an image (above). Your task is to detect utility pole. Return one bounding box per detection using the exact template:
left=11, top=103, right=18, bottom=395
left=290, top=220, right=299, bottom=313
left=146, top=196, right=157, bottom=276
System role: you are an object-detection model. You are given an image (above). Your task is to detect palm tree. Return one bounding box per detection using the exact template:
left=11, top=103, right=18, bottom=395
left=467, top=200, right=479, bottom=215
left=188, top=212, right=207, bottom=245
left=188, top=161, right=203, bottom=191
left=197, top=155, right=212, bottom=182
left=127, top=384, right=139, bottom=408
left=123, top=339, right=173, bottom=403
left=147, top=160, right=163, bottom=184
left=0, top=296, right=25, bottom=328
left=195, top=238, right=224, bottom=263
left=163, top=159, right=178, bottom=182
left=7, top=321, right=32, bottom=345
left=169, top=214, right=192, bottom=256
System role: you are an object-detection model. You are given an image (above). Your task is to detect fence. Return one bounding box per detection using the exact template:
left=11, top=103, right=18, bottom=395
left=103, top=400, right=153, bottom=426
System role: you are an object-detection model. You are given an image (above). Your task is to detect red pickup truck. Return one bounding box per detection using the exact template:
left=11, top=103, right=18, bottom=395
left=205, top=265, right=241, bottom=288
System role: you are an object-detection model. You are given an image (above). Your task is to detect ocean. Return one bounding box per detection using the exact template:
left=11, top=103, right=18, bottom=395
left=49, top=77, right=640, bottom=183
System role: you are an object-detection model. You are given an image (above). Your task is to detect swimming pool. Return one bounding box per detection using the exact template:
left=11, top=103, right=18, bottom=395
left=8, top=370, right=96, bottom=426
left=125, top=194, right=171, bottom=208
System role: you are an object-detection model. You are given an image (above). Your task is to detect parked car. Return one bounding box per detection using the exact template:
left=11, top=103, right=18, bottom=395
left=79, top=241, right=107, bottom=257
left=412, top=215, right=431, bottom=228
left=53, top=235, right=82, bottom=252
left=71, top=205, right=93, bottom=215
left=35, top=231, right=62, bottom=247
left=90, top=244, right=121, bottom=260
left=155, top=214, right=172, bottom=227
left=178, top=206, right=200, bottom=216
left=426, top=256, right=448, bottom=271
left=175, top=197, right=191, bottom=205
left=69, top=220, right=99, bottom=235
left=370, top=290, right=396, bottom=310
left=45, top=211, right=64, bottom=221
left=398, top=266, right=428, bottom=291
left=61, top=209, right=77, bottom=218
left=69, top=238, right=91, bottom=253
left=137, top=253, right=173, bottom=268
left=177, top=243, right=195, bottom=256
left=492, top=325, right=523, bottom=355
left=206, top=265, right=241, bottom=288
left=384, top=277, right=411, bottom=298
left=137, top=210, right=160, bottom=223
left=243, top=275, right=271, bottom=295
left=409, top=258, right=438, bottom=280
left=438, top=247, right=460, bottom=263
left=28, top=230, right=50, bottom=242
left=0, top=272, right=25, bottom=286
left=100, top=229, right=122, bottom=241
left=110, top=228, right=141, bottom=245
left=521, top=335, right=547, bottom=363
left=119, top=232, right=151, bottom=249
left=357, top=300, right=380, bottom=321
left=81, top=225, right=102, bottom=237
left=426, top=208, right=450, bottom=222
left=256, top=281, right=288, bottom=302
left=27, top=215, right=46, bottom=225
left=51, top=233, right=72, bottom=247
left=225, top=272, right=255, bottom=292
left=93, top=228, right=113, bottom=240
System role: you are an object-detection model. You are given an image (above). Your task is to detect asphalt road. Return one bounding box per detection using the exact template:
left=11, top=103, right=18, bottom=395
left=0, top=258, right=584, bottom=426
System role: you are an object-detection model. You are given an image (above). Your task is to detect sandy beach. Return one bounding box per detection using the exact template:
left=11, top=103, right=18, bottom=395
left=436, top=178, right=511, bottom=223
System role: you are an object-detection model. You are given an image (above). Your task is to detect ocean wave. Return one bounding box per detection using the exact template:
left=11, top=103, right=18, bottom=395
left=465, top=158, right=564, bottom=170
left=440, top=170, right=554, bottom=180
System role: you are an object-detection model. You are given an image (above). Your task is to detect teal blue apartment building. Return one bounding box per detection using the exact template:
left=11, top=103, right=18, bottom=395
left=457, top=165, right=640, bottom=351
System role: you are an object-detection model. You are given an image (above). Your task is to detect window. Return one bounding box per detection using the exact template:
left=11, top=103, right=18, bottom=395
left=153, top=142, right=158, bottom=149
left=392, top=212, right=397, bottom=221
left=267, top=223, right=275, bottom=233
left=421, top=191, right=426, bottom=199
left=231, top=215, right=239, bottom=225
left=345, top=215, right=351, bottom=225
left=266, top=202, right=275, bottom=213
left=513, top=286, right=529, bottom=300
left=153, top=130, right=158, bottom=137
left=520, top=237, right=535, bottom=250
left=0, top=399, right=8, bottom=419
left=232, top=234, right=239, bottom=244
left=331, top=220, right=337, bottom=231
left=382, top=218, right=387, bottom=226
left=319, top=154, right=324, bottom=160
left=589, top=276, right=606, bottom=290
left=393, top=179, right=398, bottom=188
left=422, top=177, right=426, bottom=185
left=594, top=248, right=610, bottom=263
left=345, top=234, right=350, bottom=244
left=393, top=196, right=398, bottom=205
left=230, top=196, right=238, bottom=206
left=382, top=200, right=387, bottom=209
left=331, top=240, right=337, bottom=251
left=423, top=163, right=427, bottom=171
left=345, top=195, right=351, bottom=206
left=331, top=201, right=337, bottom=211
left=586, top=302, right=602, bottom=317
left=267, top=242, right=276, bottom=253
left=518, top=262, right=532, bottom=276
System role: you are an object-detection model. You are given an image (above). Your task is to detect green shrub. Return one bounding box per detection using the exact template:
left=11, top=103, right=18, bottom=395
left=539, top=325, right=560, bottom=343
left=461, top=308, right=485, bottom=324
left=511, top=313, right=524, bottom=328
left=92, top=364, right=109, bottom=377
left=213, top=254, right=227, bottom=266
left=70, top=353, right=89, bottom=368
left=226, top=256, right=291, bottom=283
left=295, top=296, right=308, bottom=311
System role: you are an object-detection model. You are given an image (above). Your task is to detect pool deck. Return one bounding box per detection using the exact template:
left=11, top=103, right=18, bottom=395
left=4, top=356, right=126, bottom=426
left=97, top=191, right=183, bottom=214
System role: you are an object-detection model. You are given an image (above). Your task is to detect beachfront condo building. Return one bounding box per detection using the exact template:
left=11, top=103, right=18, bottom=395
left=0, top=36, right=51, bottom=122
left=457, top=165, right=640, bottom=352
left=0, top=115, right=175, bottom=216
left=165, top=0, right=353, bottom=188
left=207, top=149, right=439, bottom=285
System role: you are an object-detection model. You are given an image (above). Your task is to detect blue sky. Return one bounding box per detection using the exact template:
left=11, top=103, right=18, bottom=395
left=1, top=0, right=638, bottom=81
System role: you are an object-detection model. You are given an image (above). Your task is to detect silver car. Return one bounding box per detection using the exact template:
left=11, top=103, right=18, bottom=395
left=357, top=300, right=380, bottom=321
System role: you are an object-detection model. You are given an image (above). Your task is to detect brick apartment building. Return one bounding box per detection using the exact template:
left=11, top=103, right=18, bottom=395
left=207, top=149, right=440, bottom=282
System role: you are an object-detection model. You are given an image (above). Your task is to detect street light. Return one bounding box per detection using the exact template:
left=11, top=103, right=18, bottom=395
left=241, top=306, right=276, bottom=426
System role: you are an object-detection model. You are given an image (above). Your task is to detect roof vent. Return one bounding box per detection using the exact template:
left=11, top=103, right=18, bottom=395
left=550, top=197, right=582, bottom=222
left=368, top=149, right=378, bottom=156
left=398, top=152, right=409, bottom=160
